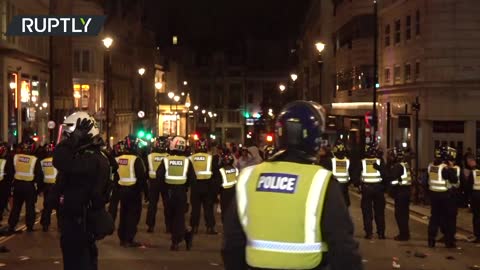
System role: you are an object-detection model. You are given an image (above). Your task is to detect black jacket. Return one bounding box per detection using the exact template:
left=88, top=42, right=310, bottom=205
left=52, top=139, right=110, bottom=216
left=221, top=150, right=363, bottom=270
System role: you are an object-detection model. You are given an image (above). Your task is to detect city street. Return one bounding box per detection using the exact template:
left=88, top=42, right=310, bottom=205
left=1, top=192, right=480, bottom=270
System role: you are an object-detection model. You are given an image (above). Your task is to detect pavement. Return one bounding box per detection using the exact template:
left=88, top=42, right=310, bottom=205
left=0, top=193, right=480, bottom=270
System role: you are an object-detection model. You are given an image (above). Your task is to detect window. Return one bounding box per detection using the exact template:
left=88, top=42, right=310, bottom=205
left=405, top=63, right=411, bottom=81
left=394, top=65, right=401, bottom=83
left=415, top=61, right=420, bottom=79
left=406, top=15, right=411, bottom=40
left=415, top=10, right=420, bottom=35
left=384, top=24, right=390, bottom=47
left=384, top=68, right=391, bottom=83
left=394, top=20, right=401, bottom=44
left=73, top=49, right=92, bottom=73
left=73, top=50, right=80, bottom=72
left=172, top=36, right=178, bottom=45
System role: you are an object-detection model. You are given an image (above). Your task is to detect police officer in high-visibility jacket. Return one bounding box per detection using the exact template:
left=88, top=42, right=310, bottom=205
left=0, top=142, right=13, bottom=224
left=331, top=141, right=351, bottom=207
left=156, top=136, right=196, bottom=251
left=8, top=139, right=43, bottom=233
left=222, top=101, right=362, bottom=270
left=115, top=136, right=148, bottom=247
left=427, top=146, right=459, bottom=248
left=382, top=148, right=411, bottom=241
left=357, top=142, right=386, bottom=240
left=466, top=155, right=480, bottom=242
left=146, top=136, right=170, bottom=233
left=40, top=143, right=59, bottom=232
left=189, top=138, right=219, bottom=234
left=218, top=153, right=238, bottom=223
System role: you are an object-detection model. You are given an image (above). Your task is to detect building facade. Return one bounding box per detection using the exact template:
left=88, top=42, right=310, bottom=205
left=0, top=0, right=50, bottom=144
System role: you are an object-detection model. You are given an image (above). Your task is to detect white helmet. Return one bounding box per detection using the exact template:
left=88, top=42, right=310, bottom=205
left=62, top=111, right=99, bottom=137
left=169, top=136, right=186, bottom=152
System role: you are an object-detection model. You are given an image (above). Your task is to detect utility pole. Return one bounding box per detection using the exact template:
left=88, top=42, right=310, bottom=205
left=372, top=0, right=378, bottom=141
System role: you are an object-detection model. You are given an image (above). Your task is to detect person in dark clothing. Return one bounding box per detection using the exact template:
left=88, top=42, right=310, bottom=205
left=318, top=145, right=333, bottom=170
left=115, top=136, right=148, bottom=247
left=427, top=146, right=459, bottom=248
left=108, top=142, right=122, bottom=222
left=218, top=153, right=238, bottom=223
left=53, top=112, right=111, bottom=270
left=156, top=136, right=196, bottom=251
left=379, top=148, right=412, bottom=241
left=0, top=143, right=13, bottom=225
left=8, top=139, right=43, bottom=233
left=357, top=142, right=386, bottom=240
left=189, top=138, right=221, bottom=234
left=222, top=101, right=362, bottom=270
left=466, top=155, right=480, bottom=242
left=39, top=143, right=60, bottom=232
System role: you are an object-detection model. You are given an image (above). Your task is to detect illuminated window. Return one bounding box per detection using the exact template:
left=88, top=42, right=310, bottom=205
left=20, top=80, right=30, bottom=103
left=73, top=84, right=90, bottom=108
left=172, top=36, right=178, bottom=45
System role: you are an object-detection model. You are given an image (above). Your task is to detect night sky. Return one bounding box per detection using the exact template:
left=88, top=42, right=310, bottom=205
left=145, top=0, right=310, bottom=48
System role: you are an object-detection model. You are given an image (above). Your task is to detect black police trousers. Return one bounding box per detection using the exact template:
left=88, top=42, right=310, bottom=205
left=393, top=186, right=411, bottom=238
left=108, top=185, right=120, bottom=222
left=339, top=182, right=350, bottom=207
left=361, top=183, right=386, bottom=236
left=41, top=183, right=59, bottom=229
left=190, top=181, right=216, bottom=229
left=60, top=214, right=98, bottom=270
left=166, top=186, right=188, bottom=244
left=220, top=188, right=236, bottom=223
left=8, top=181, right=36, bottom=230
left=471, top=191, right=480, bottom=239
left=428, top=191, right=457, bottom=245
left=146, top=179, right=170, bottom=231
left=117, top=186, right=142, bottom=244
left=0, top=180, right=10, bottom=221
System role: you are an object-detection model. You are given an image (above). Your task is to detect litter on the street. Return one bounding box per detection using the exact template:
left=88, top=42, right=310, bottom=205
left=392, top=257, right=400, bottom=269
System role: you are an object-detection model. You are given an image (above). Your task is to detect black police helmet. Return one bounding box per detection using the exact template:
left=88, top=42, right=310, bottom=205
left=275, top=101, right=325, bottom=156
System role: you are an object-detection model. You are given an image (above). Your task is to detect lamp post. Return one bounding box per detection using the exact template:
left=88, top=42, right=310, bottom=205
left=174, top=95, right=180, bottom=135
left=185, top=93, right=191, bottom=138
left=102, top=36, right=113, bottom=146
left=193, top=105, right=198, bottom=133
left=168, top=91, right=174, bottom=135
left=155, top=81, right=163, bottom=135
left=372, top=0, right=379, bottom=141
left=137, top=67, right=146, bottom=132
left=315, top=42, right=325, bottom=104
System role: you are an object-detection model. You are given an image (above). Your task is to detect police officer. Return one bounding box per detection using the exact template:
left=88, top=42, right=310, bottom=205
left=357, top=142, right=386, bottom=239
left=383, top=148, right=411, bottom=241
left=156, top=136, right=195, bottom=251
left=465, top=154, right=480, bottom=242
left=53, top=112, right=112, bottom=269
left=0, top=142, right=13, bottom=224
left=115, top=136, right=148, bottom=247
left=427, top=146, right=459, bottom=248
left=40, top=143, right=59, bottom=232
left=222, top=101, right=362, bottom=270
left=8, top=139, right=43, bottom=233
left=331, top=141, right=351, bottom=207
left=108, top=141, right=122, bottom=222
left=218, top=153, right=238, bottom=223
left=189, top=138, right=219, bottom=234
left=146, top=136, right=170, bottom=233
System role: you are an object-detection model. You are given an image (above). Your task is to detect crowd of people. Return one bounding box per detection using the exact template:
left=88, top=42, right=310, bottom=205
left=1, top=101, right=480, bottom=270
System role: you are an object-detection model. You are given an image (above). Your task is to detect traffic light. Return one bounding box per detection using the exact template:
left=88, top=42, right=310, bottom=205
left=137, top=130, right=145, bottom=138
left=193, top=133, right=199, bottom=141
left=266, top=134, right=273, bottom=142
left=145, top=133, right=153, bottom=140
left=246, top=131, right=253, bottom=139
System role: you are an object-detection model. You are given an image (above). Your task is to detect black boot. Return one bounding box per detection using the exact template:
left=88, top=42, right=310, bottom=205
left=42, top=226, right=48, bottom=232
left=147, top=227, right=154, bottom=233
left=428, top=239, right=435, bottom=248
left=378, top=233, right=386, bottom=240
left=170, top=243, right=179, bottom=251
left=206, top=227, right=218, bottom=235
left=185, top=231, right=193, bottom=251
left=364, top=233, right=373, bottom=240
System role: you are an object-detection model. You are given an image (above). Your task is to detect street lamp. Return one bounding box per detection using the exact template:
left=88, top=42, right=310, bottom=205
left=290, top=73, right=298, bottom=82
left=168, top=91, right=175, bottom=99
left=173, top=95, right=180, bottom=103
left=155, top=82, right=163, bottom=90
left=194, top=105, right=198, bottom=111
left=315, top=42, right=325, bottom=104
left=138, top=67, right=146, bottom=76
left=315, top=42, right=325, bottom=54
left=173, top=95, right=180, bottom=135
left=183, top=81, right=188, bottom=86
left=42, top=102, right=48, bottom=108
left=102, top=36, right=114, bottom=146
left=279, top=84, right=286, bottom=92
left=185, top=93, right=191, bottom=137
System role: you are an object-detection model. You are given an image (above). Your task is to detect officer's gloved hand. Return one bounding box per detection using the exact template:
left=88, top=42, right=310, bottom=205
left=71, top=118, right=94, bottom=147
